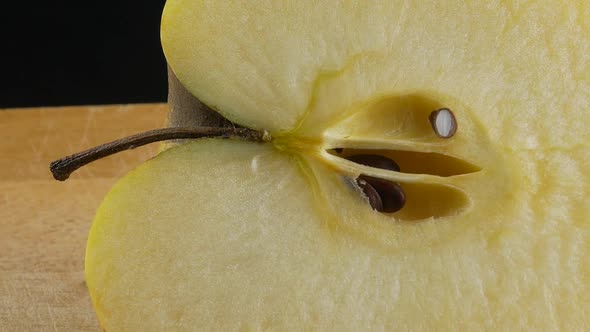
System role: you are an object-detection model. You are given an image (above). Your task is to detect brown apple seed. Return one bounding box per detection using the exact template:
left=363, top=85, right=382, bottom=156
left=344, top=154, right=405, bottom=212
left=357, top=178, right=384, bottom=212
left=359, top=175, right=406, bottom=213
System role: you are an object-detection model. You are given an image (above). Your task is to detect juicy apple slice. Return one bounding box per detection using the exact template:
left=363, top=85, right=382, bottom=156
left=162, top=0, right=590, bottom=147
left=85, top=0, right=590, bottom=330
left=87, top=140, right=590, bottom=330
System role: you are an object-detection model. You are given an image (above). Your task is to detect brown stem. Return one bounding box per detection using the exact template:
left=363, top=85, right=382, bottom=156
left=50, top=127, right=271, bottom=181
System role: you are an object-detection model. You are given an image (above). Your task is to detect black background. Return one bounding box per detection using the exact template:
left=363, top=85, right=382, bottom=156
left=1, top=2, right=168, bottom=108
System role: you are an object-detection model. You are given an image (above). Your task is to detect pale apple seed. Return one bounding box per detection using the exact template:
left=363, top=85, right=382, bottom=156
left=429, top=108, right=457, bottom=138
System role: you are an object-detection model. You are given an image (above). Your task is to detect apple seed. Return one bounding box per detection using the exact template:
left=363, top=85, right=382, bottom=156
left=357, top=178, right=384, bottom=212
left=344, top=154, right=405, bottom=213
left=429, top=108, right=457, bottom=138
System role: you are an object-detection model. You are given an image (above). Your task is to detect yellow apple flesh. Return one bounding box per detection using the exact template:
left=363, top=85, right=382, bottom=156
left=86, top=1, right=590, bottom=330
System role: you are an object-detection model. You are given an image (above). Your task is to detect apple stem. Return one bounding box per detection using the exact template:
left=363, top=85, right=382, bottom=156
left=50, top=127, right=271, bottom=181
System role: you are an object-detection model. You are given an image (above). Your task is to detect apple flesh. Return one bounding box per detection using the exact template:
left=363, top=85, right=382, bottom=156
left=85, top=0, right=590, bottom=330
left=87, top=139, right=590, bottom=330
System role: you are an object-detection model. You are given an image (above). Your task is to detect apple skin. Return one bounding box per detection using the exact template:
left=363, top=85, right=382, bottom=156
left=167, top=68, right=235, bottom=129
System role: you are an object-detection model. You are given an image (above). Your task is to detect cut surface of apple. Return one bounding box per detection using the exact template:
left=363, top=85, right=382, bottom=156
left=86, top=1, right=590, bottom=330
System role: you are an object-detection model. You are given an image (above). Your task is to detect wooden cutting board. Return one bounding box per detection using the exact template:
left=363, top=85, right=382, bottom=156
left=0, top=104, right=168, bottom=331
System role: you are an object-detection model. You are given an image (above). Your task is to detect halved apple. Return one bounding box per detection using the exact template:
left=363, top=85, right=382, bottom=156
left=85, top=1, right=590, bottom=330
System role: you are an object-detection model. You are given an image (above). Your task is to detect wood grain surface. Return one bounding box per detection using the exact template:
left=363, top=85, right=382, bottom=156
left=0, top=104, right=168, bottom=331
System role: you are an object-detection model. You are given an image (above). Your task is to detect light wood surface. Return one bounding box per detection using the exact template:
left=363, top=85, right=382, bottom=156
left=0, top=104, right=168, bottom=331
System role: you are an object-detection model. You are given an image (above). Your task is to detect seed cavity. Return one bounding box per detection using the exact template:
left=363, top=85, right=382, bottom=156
left=429, top=108, right=457, bottom=138
left=330, top=148, right=481, bottom=177
left=345, top=154, right=400, bottom=172
left=345, top=155, right=405, bottom=213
